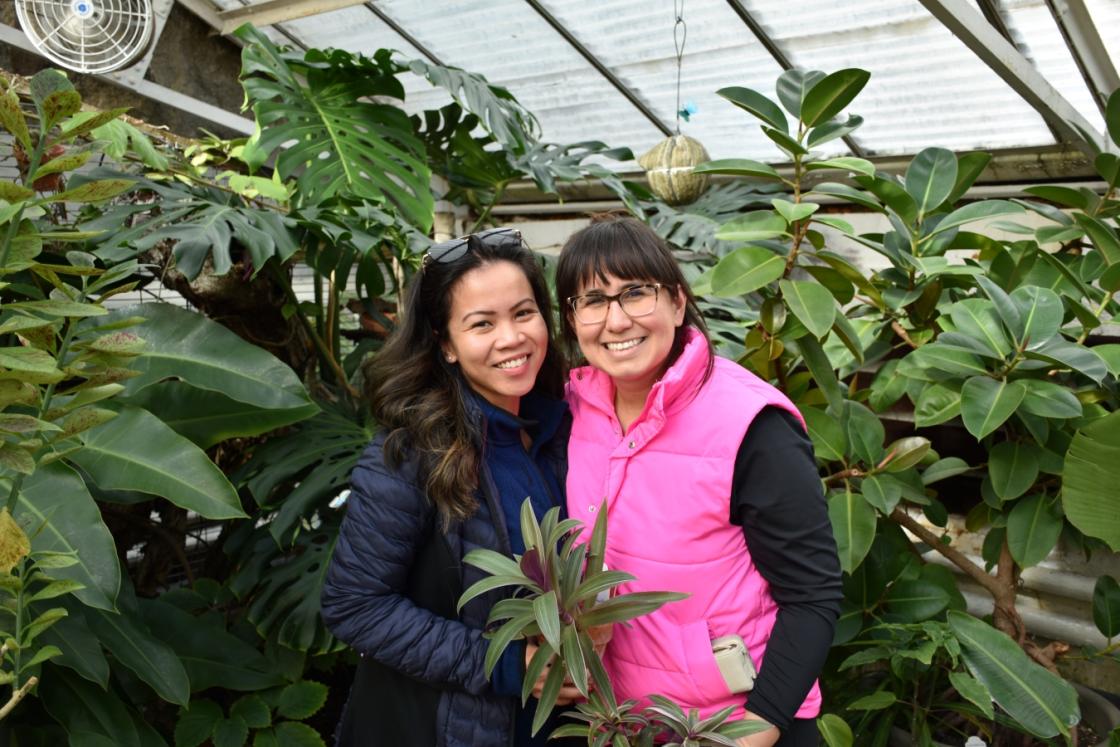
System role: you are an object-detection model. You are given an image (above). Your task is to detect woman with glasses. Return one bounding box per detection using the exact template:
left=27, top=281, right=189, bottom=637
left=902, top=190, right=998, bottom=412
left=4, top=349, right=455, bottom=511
left=321, top=228, right=581, bottom=746
left=556, top=216, right=842, bottom=747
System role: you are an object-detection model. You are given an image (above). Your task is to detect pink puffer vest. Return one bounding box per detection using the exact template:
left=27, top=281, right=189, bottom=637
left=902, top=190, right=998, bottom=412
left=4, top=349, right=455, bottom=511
left=566, top=329, right=822, bottom=721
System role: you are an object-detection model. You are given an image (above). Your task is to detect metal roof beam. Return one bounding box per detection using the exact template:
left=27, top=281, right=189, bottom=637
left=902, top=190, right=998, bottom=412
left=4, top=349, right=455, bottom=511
left=522, top=0, right=674, bottom=137
left=216, top=0, right=369, bottom=35
left=919, top=0, right=1103, bottom=156
left=176, top=0, right=227, bottom=35
left=363, top=3, right=443, bottom=66
left=1045, top=0, right=1119, bottom=116
left=722, top=0, right=866, bottom=158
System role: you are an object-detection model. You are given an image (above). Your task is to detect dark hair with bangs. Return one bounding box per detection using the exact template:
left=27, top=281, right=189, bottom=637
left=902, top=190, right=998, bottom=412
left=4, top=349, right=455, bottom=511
left=364, top=234, right=565, bottom=527
left=555, top=215, right=714, bottom=387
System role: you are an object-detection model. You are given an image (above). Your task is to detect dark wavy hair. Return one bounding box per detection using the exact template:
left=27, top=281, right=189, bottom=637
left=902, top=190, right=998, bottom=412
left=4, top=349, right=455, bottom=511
left=555, top=215, right=714, bottom=385
left=364, top=232, right=565, bottom=526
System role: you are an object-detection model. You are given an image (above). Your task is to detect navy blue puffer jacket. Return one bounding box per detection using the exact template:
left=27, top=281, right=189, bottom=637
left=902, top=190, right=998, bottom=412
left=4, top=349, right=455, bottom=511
left=321, top=397, right=569, bottom=746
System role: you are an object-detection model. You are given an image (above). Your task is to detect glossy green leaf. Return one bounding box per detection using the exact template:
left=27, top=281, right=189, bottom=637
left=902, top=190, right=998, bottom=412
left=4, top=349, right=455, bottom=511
left=949, top=671, right=995, bottom=720
left=944, top=152, right=993, bottom=205
left=1063, top=410, right=1120, bottom=551
left=272, top=722, right=324, bottom=746
left=123, top=381, right=318, bottom=449
left=1096, top=152, right=1120, bottom=188
left=37, top=600, right=109, bottom=686
left=830, top=312, right=864, bottom=364
left=902, top=344, right=988, bottom=379
left=1023, top=184, right=1091, bottom=210
left=848, top=691, right=897, bottom=711
left=861, top=475, right=902, bottom=515
left=1108, top=89, right=1120, bottom=149
left=709, top=246, right=786, bottom=296
left=828, top=489, right=876, bottom=573
left=807, top=114, right=863, bottom=148
left=103, top=304, right=314, bottom=411
left=884, top=437, right=931, bottom=473
left=989, top=441, right=1041, bottom=501
left=914, top=383, right=962, bottom=428
left=716, top=86, right=788, bottom=132
left=175, top=699, right=223, bottom=747
left=960, top=377, right=1026, bottom=439
left=19, top=462, right=120, bottom=610
left=692, top=159, right=781, bottom=180
left=921, top=457, right=971, bottom=485
left=801, top=407, right=847, bottom=462
left=212, top=718, right=249, bottom=747
left=800, top=69, right=870, bottom=128
left=798, top=333, right=844, bottom=414
left=771, top=198, right=819, bottom=223
left=843, top=400, right=885, bottom=466
left=949, top=611, right=1080, bottom=738
left=70, top=405, right=244, bottom=520
left=806, top=157, right=875, bottom=177
left=868, top=360, right=907, bottom=412
left=807, top=182, right=882, bottom=212
left=1007, top=494, right=1062, bottom=568
left=884, top=579, right=950, bottom=621
left=929, top=200, right=1024, bottom=236
left=762, top=126, right=808, bottom=156
left=277, top=680, right=328, bottom=720
left=714, top=211, right=788, bottom=242
left=533, top=590, right=561, bottom=652
left=40, top=668, right=145, bottom=747
left=1010, top=286, right=1063, bottom=350
left=816, top=713, right=853, bottom=747
left=1025, top=339, right=1109, bottom=384
left=776, top=69, right=826, bottom=118
left=1019, top=379, right=1083, bottom=419
left=905, top=147, right=958, bottom=217
left=949, top=299, right=1012, bottom=357
left=236, top=26, right=433, bottom=229
left=85, top=583, right=190, bottom=705
left=1092, top=575, right=1120, bottom=639
left=780, top=279, right=836, bottom=339
left=140, top=599, right=285, bottom=692
left=1075, top=213, right=1120, bottom=265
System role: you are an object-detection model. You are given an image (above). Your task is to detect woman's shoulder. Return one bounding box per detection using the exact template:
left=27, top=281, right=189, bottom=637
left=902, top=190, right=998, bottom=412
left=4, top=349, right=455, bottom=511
left=353, top=431, right=424, bottom=491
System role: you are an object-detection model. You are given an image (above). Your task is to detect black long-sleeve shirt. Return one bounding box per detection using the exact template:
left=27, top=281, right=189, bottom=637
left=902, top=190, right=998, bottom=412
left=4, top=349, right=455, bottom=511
left=730, top=407, right=843, bottom=731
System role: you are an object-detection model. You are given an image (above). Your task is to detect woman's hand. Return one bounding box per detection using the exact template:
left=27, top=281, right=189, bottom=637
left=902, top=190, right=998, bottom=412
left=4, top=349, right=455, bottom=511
left=524, top=642, right=584, bottom=705
left=587, top=622, right=613, bottom=658
left=734, top=712, right=780, bottom=747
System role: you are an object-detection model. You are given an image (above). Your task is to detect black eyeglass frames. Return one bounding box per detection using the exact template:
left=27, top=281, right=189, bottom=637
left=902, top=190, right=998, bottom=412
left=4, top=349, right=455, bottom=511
left=422, top=226, right=523, bottom=268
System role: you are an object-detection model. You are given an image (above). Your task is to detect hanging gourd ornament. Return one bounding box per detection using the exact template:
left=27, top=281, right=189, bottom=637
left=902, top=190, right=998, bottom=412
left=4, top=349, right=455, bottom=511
left=638, top=134, right=710, bottom=206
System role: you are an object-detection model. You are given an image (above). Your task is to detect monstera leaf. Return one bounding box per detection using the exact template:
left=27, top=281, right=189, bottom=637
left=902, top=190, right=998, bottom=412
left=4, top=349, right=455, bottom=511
left=236, top=26, right=433, bottom=231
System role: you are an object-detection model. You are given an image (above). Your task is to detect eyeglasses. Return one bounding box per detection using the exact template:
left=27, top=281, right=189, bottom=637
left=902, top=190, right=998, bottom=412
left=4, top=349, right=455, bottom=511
left=567, top=283, right=664, bottom=325
left=422, top=226, right=523, bottom=268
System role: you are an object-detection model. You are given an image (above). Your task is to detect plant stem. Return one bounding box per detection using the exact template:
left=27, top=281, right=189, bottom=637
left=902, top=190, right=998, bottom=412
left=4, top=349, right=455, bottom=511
left=1077, top=288, right=1116, bottom=344
left=470, top=183, right=507, bottom=234
left=889, top=508, right=1005, bottom=601
left=0, top=675, right=37, bottom=721
left=269, top=262, right=358, bottom=401
left=3, top=302, right=83, bottom=515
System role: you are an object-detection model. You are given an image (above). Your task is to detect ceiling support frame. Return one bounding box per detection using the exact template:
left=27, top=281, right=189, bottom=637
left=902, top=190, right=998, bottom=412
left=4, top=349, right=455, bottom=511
left=215, top=0, right=369, bottom=35
left=1044, top=0, right=1119, bottom=117
left=723, top=0, right=866, bottom=158
left=363, top=3, right=444, bottom=66
left=918, top=0, right=1102, bottom=156
left=522, top=0, right=674, bottom=137
left=0, top=23, right=254, bottom=135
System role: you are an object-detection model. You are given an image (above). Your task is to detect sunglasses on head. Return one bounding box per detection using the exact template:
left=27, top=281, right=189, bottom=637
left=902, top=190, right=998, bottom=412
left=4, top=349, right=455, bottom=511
left=422, top=227, right=523, bottom=268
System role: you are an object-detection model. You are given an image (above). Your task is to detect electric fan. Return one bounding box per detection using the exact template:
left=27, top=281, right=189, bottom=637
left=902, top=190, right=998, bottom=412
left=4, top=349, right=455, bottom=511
left=15, top=0, right=154, bottom=74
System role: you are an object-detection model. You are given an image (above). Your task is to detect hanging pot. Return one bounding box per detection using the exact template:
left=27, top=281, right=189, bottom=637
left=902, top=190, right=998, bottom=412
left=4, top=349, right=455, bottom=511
left=638, top=134, right=710, bottom=206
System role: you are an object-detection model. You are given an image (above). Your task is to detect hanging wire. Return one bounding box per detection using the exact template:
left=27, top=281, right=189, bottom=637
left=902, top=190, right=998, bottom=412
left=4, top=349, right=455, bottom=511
left=673, top=0, right=687, bottom=134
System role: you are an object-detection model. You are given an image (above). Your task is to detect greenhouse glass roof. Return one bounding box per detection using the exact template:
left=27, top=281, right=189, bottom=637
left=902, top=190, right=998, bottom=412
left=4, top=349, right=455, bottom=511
left=4, top=0, right=1119, bottom=172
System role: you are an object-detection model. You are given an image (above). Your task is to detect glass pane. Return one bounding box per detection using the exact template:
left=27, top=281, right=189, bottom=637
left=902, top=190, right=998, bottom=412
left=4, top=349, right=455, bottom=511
left=741, top=0, right=1056, bottom=154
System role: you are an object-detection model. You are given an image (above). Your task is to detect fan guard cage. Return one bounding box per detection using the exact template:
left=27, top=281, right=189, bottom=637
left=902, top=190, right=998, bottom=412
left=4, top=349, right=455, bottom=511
left=16, top=0, right=154, bottom=74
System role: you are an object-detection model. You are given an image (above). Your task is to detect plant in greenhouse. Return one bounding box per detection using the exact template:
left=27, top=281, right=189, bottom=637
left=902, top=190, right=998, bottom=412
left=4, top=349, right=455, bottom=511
left=0, top=68, right=324, bottom=741
left=459, top=500, right=771, bottom=746
left=661, top=68, right=1120, bottom=744
left=174, top=679, right=328, bottom=747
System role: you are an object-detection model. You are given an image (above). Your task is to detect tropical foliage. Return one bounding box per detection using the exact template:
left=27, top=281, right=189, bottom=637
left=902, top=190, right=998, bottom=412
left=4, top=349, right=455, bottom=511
left=0, top=22, right=1116, bottom=747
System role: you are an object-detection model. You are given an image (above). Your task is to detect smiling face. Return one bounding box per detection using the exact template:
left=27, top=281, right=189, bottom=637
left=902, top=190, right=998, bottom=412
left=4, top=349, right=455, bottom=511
left=570, top=272, right=686, bottom=398
left=441, top=260, right=549, bottom=414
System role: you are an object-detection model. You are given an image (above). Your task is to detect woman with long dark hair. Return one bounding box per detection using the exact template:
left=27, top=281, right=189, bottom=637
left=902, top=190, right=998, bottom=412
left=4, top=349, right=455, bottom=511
left=556, top=217, right=842, bottom=747
left=322, top=228, right=579, bottom=746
